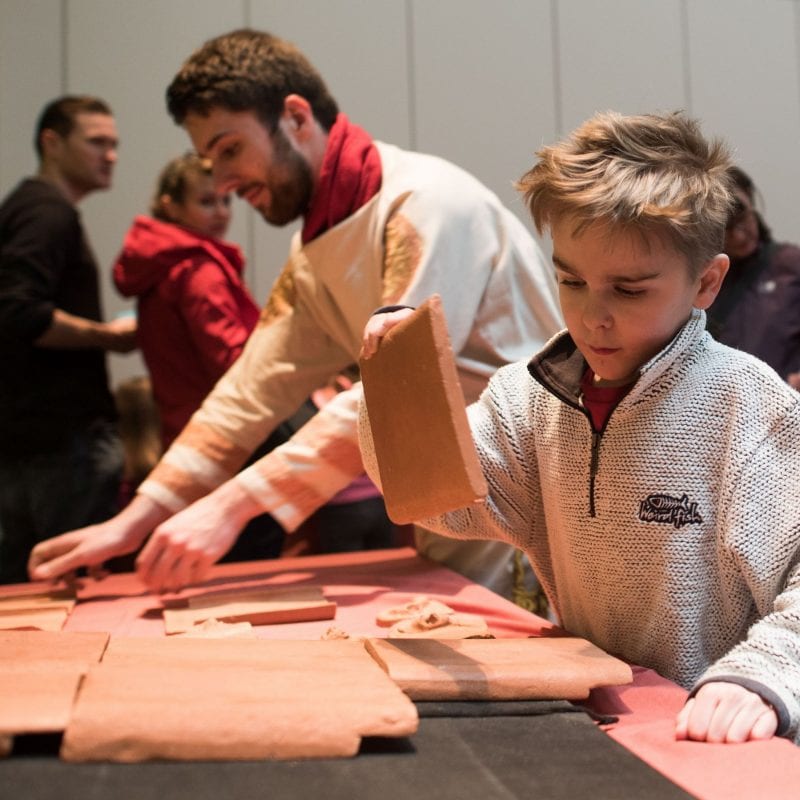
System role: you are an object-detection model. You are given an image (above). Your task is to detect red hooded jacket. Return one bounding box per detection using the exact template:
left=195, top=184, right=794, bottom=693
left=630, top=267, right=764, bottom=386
left=114, top=215, right=260, bottom=447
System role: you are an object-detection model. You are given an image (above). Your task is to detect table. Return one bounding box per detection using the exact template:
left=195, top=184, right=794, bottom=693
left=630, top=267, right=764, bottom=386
left=3, top=547, right=800, bottom=799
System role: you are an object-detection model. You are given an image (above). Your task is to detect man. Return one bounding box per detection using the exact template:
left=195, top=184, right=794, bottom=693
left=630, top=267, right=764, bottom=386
left=29, top=31, right=562, bottom=597
left=0, top=95, right=136, bottom=583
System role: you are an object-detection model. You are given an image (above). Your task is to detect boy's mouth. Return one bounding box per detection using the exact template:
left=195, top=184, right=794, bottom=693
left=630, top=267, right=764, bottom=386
left=589, top=346, right=620, bottom=356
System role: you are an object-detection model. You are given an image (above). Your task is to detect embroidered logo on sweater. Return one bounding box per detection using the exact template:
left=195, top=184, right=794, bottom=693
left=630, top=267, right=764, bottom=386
left=638, top=493, right=703, bottom=529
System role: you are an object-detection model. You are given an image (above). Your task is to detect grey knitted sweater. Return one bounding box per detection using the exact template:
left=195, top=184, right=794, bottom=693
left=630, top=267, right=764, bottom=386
left=361, top=309, right=800, bottom=739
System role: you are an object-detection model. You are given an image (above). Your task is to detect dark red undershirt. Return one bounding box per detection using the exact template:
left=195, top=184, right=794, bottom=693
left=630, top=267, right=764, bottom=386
left=579, top=368, right=633, bottom=432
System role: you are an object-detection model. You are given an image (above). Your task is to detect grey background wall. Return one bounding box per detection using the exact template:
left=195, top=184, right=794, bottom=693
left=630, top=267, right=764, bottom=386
left=2, top=0, right=799, bottom=385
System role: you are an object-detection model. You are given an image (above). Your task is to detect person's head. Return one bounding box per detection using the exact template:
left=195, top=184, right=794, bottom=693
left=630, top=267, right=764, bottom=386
left=35, top=95, right=118, bottom=201
left=165, top=29, right=334, bottom=226
left=724, top=166, right=771, bottom=261
left=151, top=152, right=231, bottom=239
left=166, top=29, right=338, bottom=133
left=517, top=110, right=732, bottom=386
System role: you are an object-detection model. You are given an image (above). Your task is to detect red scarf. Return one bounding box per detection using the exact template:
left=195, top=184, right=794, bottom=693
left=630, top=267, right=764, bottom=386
left=301, top=113, right=382, bottom=244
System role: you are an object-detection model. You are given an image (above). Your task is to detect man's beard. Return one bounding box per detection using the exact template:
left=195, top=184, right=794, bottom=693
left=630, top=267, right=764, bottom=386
left=258, top=128, right=314, bottom=226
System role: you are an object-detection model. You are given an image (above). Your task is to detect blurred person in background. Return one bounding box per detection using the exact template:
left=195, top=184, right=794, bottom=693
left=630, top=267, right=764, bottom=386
left=708, top=166, right=800, bottom=389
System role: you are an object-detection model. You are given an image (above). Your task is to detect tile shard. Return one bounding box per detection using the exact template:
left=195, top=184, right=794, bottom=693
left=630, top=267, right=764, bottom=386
left=359, top=294, right=488, bottom=523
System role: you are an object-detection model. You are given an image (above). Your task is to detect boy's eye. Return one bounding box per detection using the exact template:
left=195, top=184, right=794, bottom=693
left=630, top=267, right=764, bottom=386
left=558, top=278, right=584, bottom=289
left=615, top=286, right=645, bottom=298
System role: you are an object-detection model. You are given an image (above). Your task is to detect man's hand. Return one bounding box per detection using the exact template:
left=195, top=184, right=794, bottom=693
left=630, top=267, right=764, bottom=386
left=103, top=315, right=138, bottom=353
left=675, top=681, right=778, bottom=743
left=135, top=480, right=266, bottom=593
left=360, top=308, right=415, bottom=360
left=28, top=495, right=166, bottom=582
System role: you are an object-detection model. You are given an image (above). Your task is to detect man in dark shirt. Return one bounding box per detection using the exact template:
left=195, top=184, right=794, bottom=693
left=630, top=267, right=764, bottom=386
left=0, top=95, right=137, bottom=583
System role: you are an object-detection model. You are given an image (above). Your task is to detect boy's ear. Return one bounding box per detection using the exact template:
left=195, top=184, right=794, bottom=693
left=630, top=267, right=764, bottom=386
left=693, top=253, right=729, bottom=310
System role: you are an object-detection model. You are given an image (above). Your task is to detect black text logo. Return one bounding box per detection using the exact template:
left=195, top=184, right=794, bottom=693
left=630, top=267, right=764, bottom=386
left=638, top=493, right=703, bottom=529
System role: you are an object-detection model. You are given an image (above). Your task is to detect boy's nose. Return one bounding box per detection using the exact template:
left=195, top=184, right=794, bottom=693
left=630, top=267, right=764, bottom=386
left=582, top=297, right=612, bottom=329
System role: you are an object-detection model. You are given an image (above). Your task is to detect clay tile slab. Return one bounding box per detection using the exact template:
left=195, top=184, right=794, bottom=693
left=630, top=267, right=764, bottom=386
left=0, top=631, right=109, bottom=735
left=0, top=606, right=69, bottom=631
left=0, top=588, right=76, bottom=631
left=0, top=665, right=87, bottom=733
left=62, top=638, right=418, bottom=762
left=0, top=630, right=109, bottom=663
left=162, top=584, right=336, bottom=634
left=359, top=294, right=488, bottom=523
left=365, top=636, right=633, bottom=701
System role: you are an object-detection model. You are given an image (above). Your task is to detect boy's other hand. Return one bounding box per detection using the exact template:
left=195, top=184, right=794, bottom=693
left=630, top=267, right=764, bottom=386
left=675, top=681, right=778, bottom=743
left=360, top=308, right=415, bottom=360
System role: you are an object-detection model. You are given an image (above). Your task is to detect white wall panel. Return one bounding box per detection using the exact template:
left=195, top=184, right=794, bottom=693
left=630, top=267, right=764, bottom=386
left=557, top=0, right=686, bottom=133
left=3, top=0, right=800, bottom=388
left=247, top=0, right=411, bottom=303
left=0, top=0, right=62, bottom=194
left=411, top=0, right=556, bottom=224
left=688, top=0, right=800, bottom=244
left=65, top=0, right=248, bottom=384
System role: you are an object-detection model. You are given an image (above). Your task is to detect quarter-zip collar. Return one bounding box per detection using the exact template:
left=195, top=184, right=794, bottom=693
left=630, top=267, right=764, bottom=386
left=527, top=308, right=709, bottom=411
left=526, top=308, right=709, bottom=517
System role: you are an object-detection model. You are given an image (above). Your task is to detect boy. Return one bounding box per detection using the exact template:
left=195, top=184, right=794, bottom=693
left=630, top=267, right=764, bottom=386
left=360, top=111, right=800, bottom=744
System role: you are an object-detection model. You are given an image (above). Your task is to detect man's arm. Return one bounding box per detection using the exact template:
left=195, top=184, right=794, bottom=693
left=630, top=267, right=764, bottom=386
left=28, top=493, right=169, bottom=581
left=34, top=308, right=137, bottom=352
left=29, top=260, right=349, bottom=585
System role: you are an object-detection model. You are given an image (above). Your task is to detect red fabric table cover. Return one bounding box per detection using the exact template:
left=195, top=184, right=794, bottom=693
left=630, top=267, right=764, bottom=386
left=5, top=547, right=800, bottom=798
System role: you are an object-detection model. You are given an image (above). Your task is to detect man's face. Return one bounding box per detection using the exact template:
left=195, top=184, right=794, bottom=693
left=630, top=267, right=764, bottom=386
left=51, top=112, right=118, bottom=195
left=184, top=108, right=314, bottom=227
left=551, top=218, right=724, bottom=386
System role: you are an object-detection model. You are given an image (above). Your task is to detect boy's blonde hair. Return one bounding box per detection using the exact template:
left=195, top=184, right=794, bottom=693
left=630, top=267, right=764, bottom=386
left=517, top=111, right=734, bottom=273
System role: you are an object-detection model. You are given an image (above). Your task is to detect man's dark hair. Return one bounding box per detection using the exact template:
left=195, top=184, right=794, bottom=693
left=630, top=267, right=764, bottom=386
left=166, top=29, right=339, bottom=133
left=34, top=95, right=112, bottom=157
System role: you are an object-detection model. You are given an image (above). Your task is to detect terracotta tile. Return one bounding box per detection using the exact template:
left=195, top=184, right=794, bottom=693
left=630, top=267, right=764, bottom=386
left=0, top=606, right=69, bottom=631
left=0, top=631, right=109, bottom=735
left=365, top=636, right=633, bottom=700
left=0, top=630, right=109, bottom=663
left=359, top=295, right=487, bottom=523
left=174, top=618, right=256, bottom=639
left=62, top=638, right=418, bottom=761
left=163, top=585, right=336, bottom=634
left=0, top=588, right=76, bottom=631
left=0, top=665, right=86, bottom=733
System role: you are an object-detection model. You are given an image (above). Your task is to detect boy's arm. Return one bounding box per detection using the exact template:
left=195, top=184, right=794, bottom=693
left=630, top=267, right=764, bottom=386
left=681, top=405, right=800, bottom=743
left=675, top=682, right=778, bottom=743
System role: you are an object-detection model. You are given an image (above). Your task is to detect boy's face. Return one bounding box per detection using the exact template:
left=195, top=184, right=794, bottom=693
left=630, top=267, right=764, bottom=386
left=551, top=218, right=727, bottom=386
